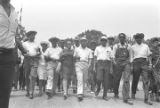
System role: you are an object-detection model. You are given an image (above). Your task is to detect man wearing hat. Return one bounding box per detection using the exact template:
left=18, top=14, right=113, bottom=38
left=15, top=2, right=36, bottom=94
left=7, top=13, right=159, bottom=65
left=94, top=36, right=113, bottom=101
left=74, top=37, right=93, bottom=101
left=44, top=37, right=62, bottom=99
left=131, top=33, right=153, bottom=105
left=37, top=41, right=49, bottom=96
left=23, top=31, right=40, bottom=99
left=112, top=33, right=132, bottom=104
left=149, top=37, right=160, bottom=102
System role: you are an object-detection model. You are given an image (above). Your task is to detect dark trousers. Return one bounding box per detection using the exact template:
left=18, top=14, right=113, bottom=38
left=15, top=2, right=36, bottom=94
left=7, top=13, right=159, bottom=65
left=96, top=60, right=111, bottom=96
left=114, top=62, right=131, bottom=100
left=0, top=50, right=16, bottom=108
left=19, top=63, right=26, bottom=89
left=131, top=58, right=150, bottom=100
left=13, top=64, right=20, bottom=89
left=23, top=57, right=31, bottom=93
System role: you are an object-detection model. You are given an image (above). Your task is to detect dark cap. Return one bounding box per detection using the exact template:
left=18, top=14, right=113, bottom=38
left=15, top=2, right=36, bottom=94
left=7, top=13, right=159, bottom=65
left=134, top=33, right=144, bottom=39
left=49, top=37, right=59, bottom=43
left=151, top=37, right=159, bottom=43
left=26, top=31, right=37, bottom=37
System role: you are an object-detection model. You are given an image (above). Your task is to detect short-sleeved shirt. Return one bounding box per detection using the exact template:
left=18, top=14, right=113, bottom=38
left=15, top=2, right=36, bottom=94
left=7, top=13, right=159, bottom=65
left=44, top=47, right=62, bottom=60
left=94, top=45, right=112, bottom=61
left=23, top=41, right=40, bottom=57
left=0, top=4, right=18, bottom=48
left=131, top=43, right=152, bottom=62
left=74, top=46, right=93, bottom=62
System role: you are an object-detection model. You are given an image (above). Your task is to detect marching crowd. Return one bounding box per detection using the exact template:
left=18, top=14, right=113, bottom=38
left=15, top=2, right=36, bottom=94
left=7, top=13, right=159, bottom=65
left=12, top=31, right=160, bottom=106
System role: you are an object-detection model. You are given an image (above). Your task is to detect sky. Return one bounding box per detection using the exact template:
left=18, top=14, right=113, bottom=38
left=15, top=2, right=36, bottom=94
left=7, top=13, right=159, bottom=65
left=11, top=0, right=160, bottom=42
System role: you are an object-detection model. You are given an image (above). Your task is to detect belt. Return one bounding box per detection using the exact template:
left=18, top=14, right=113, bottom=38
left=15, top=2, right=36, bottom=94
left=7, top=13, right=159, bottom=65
left=0, top=48, right=15, bottom=55
left=98, top=60, right=110, bottom=62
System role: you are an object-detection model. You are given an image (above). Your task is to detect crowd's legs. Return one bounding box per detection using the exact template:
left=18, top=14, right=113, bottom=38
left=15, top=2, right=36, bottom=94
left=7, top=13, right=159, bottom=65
left=131, top=58, right=152, bottom=105
left=46, top=61, right=58, bottom=99
left=95, top=60, right=111, bottom=100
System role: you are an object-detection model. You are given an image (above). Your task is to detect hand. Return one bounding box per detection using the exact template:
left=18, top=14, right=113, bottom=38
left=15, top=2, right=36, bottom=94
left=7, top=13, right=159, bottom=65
left=148, top=64, right=152, bottom=69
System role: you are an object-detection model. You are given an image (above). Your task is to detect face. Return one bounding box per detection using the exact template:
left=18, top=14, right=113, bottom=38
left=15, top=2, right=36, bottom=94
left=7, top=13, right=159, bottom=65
left=119, top=35, right=126, bottom=44
left=66, top=41, right=72, bottom=49
left=108, top=39, right=114, bottom=45
left=74, top=40, right=80, bottom=47
left=51, top=42, right=57, bottom=48
left=135, top=38, right=143, bottom=44
left=28, top=35, right=35, bottom=42
left=41, top=44, right=48, bottom=50
left=153, top=41, right=159, bottom=47
left=81, top=40, right=87, bottom=48
left=101, top=39, right=107, bottom=46
left=90, top=42, right=97, bottom=50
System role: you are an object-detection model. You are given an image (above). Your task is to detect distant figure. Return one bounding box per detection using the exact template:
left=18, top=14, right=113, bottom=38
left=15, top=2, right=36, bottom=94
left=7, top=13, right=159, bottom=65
left=37, top=41, right=49, bottom=96
left=113, top=33, right=132, bottom=105
left=0, top=0, right=18, bottom=108
left=23, top=31, right=40, bottom=99
left=74, top=37, right=93, bottom=101
left=60, top=40, right=74, bottom=100
left=44, top=37, right=62, bottom=99
left=131, top=33, right=153, bottom=105
left=94, top=36, right=113, bottom=101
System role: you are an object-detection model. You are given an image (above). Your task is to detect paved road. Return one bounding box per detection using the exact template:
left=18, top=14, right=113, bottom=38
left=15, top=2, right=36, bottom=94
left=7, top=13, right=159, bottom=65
left=10, top=82, right=160, bottom=108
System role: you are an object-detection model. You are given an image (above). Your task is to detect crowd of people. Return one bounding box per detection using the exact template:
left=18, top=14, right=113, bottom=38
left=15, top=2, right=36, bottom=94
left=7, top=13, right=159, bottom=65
left=12, top=31, right=160, bottom=106
left=1, top=0, right=160, bottom=108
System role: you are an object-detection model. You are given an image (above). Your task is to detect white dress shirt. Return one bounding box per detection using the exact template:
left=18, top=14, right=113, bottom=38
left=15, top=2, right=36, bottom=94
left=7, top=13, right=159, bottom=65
left=131, top=43, right=152, bottom=62
left=94, top=45, right=113, bottom=61
left=23, top=41, right=40, bottom=56
left=74, top=46, right=93, bottom=62
left=0, top=4, right=18, bottom=48
left=44, top=47, right=62, bottom=60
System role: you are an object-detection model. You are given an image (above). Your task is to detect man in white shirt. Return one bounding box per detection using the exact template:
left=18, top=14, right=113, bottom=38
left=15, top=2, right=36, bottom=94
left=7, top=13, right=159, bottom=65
left=131, top=33, right=152, bottom=105
left=44, top=37, right=62, bottom=99
left=23, top=31, right=40, bottom=99
left=94, top=36, right=113, bottom=101
left=74, top=37, right=93, bottom=101
left=113, top=33, right=132, bottom=105
left=0, top=0, right=18, bottom=107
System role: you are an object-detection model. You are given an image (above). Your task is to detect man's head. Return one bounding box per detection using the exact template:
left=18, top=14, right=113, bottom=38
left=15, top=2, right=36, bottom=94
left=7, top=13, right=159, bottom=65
left=151, top=37, right=159, bottom=47
left=40, top=41, right=49, bottom=51
left=108, top=37, right=115, bottom=45
left=74, top=38, right=80, bottom=47
left=26, top=31, right=37, bottom=42
left=100, top=36, right=107, bottom=47
left=66, top=40, right=72, bottom=49
left=49, top=37, right=59, bottom=48
left=80, top=37, right=88, bottom=48
left=90, top=40, right=97, bottom=50
left=118, top=33, right=126, bottom=44
left=134, top=33, right=144, bottom=45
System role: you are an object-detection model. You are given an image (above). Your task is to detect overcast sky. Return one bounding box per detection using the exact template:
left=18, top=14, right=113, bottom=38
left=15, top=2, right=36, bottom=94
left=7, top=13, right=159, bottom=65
left=11, top=0, right=160, bottom=42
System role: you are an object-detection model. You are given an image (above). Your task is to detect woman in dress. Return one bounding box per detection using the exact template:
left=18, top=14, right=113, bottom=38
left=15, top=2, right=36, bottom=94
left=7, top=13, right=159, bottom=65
left=37, top=41, right=49, bottom=96
left=60, top=40, right=74, bottom=100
